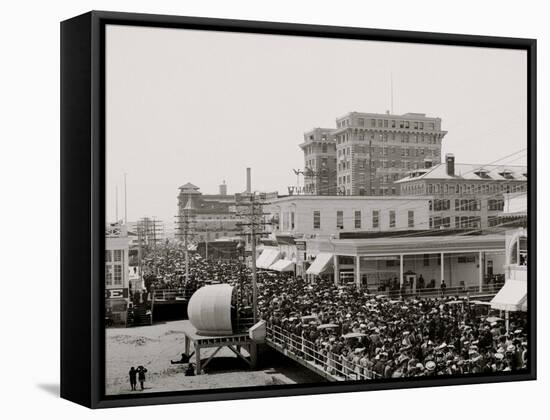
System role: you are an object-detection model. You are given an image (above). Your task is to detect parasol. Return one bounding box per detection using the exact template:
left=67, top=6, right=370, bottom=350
left=486, top=316, right=503, bottom=323
left=317, top=323, right=339, bottom=330
left=342, top=332, right=367, bottom=339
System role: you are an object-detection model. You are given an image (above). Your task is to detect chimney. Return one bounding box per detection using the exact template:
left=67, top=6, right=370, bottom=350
left=219, top=180, right=227, bottom=196
left=246, top=168, right=251, bottom=193
left=445, top=153, right=455, bottom=177
left=424, top=159, right=433, bottom=169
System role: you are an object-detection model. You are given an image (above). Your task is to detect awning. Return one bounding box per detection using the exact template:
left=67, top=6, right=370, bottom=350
left=490, top=280, right=527, bottom=312
left=306, top=252, right=334, bottom=275
left=256, top=248, right=281, bottom=269
left=269, top=259, right=295, bottom=272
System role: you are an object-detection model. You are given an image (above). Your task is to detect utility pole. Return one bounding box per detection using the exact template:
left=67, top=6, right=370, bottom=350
left=236, top=190, right=271, bottom=324
left=205, top=224, right=209, bottom=260
left=175, top=197, right=196, bottom=285
left=115, top=186, right=119, bottom=222
left=250, top=200, right=258, bottom=321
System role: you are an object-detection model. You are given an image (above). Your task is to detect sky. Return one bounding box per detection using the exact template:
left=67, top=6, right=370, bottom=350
left=105, top=24, right=527, bottom=225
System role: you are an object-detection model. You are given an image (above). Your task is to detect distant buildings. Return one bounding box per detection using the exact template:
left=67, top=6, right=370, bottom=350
left=301, top=111, right=446, bottom=196
left=395, top=154, right=527, bottom=229
left=176, top=182, right=241, bottom=243
left=127, top=217, right=165, bottom=246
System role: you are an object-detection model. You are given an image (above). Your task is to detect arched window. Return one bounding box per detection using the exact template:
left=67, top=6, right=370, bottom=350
left=510, top=235, right=527, bottom=266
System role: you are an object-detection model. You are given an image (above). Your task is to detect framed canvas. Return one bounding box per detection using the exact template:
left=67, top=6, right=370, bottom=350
left=60, top=11, right=536, bottom=408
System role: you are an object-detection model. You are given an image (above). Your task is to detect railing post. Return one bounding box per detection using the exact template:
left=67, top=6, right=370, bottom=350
left=478, top=251, right=483, bottom=293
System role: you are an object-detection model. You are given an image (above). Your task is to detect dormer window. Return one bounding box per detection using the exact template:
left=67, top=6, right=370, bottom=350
left=474, top=168, right=491, bottom=179
left=499, top=169, right=514, bottom=180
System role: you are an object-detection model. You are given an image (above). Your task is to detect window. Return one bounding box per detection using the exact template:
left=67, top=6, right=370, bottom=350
left=105, top=250, right=112, bottom=262
left=290, top=212, right=295, bottom=230
left=336, top=211, right=344, bottom=229
left=372, top=210, right=379, bottom=228
left=114, top=249, right=122, bottom=262
left=313, top=211, right=321, bottom=229
left=358, top=118, right=365, bottom=126
left=389, top=210, right=396, bottom=228
left=354, top=211, right=361, bottom=228
left=423, top=254, right=430, bottom=266
left=105, top=265, right=113, bottom=286
left=114, top=265, right=122, bottom=285
left=408, top=210, right=414, bottom=228
left=488, top=199, right=504, bottom=211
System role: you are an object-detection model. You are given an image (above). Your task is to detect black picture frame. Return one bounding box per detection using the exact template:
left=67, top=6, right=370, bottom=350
left=60, top=10, right=537, bottom=409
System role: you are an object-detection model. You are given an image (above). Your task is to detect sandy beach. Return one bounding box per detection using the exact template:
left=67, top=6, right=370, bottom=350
left=106, top=320, right=321, bottom=395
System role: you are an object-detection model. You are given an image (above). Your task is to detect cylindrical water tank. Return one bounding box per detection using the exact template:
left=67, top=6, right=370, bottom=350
left=187, top=284, right=234, bottom=336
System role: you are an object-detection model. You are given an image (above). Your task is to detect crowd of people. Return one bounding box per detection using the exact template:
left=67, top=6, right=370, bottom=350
left=137, top=244, right=528, bottom=380
left=259, top=276, right=528, bottom=379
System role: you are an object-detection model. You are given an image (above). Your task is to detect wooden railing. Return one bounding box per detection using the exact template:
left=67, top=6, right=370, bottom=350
left=266, top=324, right=381, bottom=381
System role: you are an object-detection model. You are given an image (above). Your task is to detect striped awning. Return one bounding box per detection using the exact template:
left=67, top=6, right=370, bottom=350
left=306, top=253, right=334, bottom=275
left=256, top=248, right=281, bottom=269
left=269, top=259, right=295, bottom=272
left=490, top=280, right=527, bottom=312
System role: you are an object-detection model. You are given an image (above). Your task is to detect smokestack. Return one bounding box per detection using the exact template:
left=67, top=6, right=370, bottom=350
left=446, top=153, right=455, bottom=177
left=219, top=180, right=227, bottom=196
left=246, top=168, right=251, bottom=193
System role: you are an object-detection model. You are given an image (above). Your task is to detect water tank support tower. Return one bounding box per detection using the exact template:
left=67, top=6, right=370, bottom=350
left=181, top=284, right=261, bottom=374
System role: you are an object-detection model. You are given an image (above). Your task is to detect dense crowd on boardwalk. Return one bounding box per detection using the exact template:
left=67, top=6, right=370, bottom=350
left=259, top=276, right=527, bottom=379
left=139, top=244, right=528, bottom=379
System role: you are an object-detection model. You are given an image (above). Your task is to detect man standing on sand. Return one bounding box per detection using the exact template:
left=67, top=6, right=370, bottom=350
left=128, top=367, right=137, bottom=391
left=137, top=366, right=147, bottom=390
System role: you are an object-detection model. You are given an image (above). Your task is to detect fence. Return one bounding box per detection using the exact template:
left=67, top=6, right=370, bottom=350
left=151, top=289, right=191, bottom=302
left=266, top=324, right=381, bottom=381
left=368, top=283, right=503, bottom=300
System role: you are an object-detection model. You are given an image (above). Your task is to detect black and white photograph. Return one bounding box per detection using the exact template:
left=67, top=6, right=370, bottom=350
left=102, top=21, right=531, bottom=397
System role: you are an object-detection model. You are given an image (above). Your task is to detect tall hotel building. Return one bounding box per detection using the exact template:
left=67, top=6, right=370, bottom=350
left=301, top=112, right=447, bottom=196
left=299, top=128, right=338, bottom=195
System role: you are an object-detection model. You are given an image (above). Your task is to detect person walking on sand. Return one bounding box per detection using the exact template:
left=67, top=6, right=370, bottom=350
left=137, top=366, right=147, bottom=390
left=128, top=367, right=137, bottom=391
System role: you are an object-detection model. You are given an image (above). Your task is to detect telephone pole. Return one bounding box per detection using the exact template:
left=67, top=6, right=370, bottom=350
left=175, top=198, right=196, bottom=284
left=236, top=190, right=271, bottom=323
